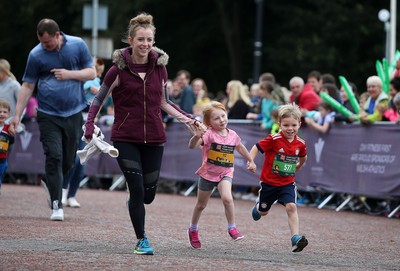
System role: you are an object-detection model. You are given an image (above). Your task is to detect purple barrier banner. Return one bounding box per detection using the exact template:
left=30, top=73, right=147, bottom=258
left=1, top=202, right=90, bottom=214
left=159, top=122, right=400, bottom=198
left=296, top=123, right=400, bottom=198
left=8, top=121, right=45, bottom=174
left=7, top=121, right=120, bottom=176
left=7, top=121, right=400, bottom=198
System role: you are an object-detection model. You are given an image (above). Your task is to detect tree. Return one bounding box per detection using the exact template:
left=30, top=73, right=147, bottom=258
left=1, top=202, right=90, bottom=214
left=0, top=0, right=393, bottom=95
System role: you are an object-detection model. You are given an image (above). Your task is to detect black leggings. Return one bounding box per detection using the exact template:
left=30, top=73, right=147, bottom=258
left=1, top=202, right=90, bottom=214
left=114, top=141, right=164, bottom=239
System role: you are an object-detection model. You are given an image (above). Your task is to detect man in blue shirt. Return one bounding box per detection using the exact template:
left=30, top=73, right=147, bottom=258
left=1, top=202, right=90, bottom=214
left=10, top=18, right=96, bottom=221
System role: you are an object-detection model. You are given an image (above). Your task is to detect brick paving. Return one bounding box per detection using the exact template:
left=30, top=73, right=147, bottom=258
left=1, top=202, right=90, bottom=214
left=0, top=184, right=399, bottom=271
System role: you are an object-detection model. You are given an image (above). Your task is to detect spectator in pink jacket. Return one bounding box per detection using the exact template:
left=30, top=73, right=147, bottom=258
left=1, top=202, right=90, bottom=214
left=383, top=77, right=400, bottom=122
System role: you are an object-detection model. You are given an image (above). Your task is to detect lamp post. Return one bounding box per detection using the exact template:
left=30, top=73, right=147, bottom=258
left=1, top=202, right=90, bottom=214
left=378, top=9, right=391, bottom=62
left=91, top=0, right=99, bottom=57
left=252, top=0, right=264, bottom=84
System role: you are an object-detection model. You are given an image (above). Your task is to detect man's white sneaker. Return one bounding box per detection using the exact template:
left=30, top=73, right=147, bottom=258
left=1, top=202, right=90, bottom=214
left=50, top=208, right=64, bottom=221
left=67, top=197, right=81, bottom=208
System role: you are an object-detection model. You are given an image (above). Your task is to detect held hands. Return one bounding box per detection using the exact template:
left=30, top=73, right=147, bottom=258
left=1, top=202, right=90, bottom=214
left=8, top=116, right=20, bottom=136
left=247, top=160, right=257, bottom=173
left=194, top=119, right=207, bottom=132
left=188, top=120, right=207, bottom=138
left=9, top=124, right=15, bottom=135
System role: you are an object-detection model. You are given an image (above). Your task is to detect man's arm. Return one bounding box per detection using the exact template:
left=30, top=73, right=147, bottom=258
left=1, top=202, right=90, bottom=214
left=51, top=66, right=96, bottom=82
left=9, top=82, right=35, bottom=135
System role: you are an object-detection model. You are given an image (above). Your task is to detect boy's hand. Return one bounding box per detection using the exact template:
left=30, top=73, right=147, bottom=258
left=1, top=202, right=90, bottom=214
left=247, top=161, right=257, bottom=173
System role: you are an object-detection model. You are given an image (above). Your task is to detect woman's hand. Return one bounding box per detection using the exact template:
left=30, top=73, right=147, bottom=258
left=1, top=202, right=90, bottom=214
left=189, top=120, right=207, bottom=137
left=84, top=121, right=95, bottom=141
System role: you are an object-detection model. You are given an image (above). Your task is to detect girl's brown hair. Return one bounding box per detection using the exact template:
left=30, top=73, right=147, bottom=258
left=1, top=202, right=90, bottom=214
left=202, top=101, right=226, bottom=126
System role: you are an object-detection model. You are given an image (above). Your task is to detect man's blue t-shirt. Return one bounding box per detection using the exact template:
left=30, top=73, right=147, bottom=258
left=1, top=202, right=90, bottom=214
left=23, top=33, right=94, bottom=117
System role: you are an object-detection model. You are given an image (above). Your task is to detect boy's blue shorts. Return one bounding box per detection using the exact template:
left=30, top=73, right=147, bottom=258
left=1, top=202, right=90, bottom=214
left=258, top=182, right=296, bottom=212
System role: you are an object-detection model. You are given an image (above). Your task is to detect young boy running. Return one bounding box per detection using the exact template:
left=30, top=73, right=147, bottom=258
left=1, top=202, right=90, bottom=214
left=249, top=103, right=308, bottom=252
left=0, top=98, right=14, bottom=195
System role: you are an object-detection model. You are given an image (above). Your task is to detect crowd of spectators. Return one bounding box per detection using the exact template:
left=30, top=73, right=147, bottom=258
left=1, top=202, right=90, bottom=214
left=158, top=68, right=400, bottom=218
left=3, top=57, right=400, bottom=217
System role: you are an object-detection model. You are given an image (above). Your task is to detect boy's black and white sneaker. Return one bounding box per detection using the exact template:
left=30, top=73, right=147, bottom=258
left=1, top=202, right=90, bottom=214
left=252, top=203, right=261, bottom=221
left=291, top=234, right=308, bottom=252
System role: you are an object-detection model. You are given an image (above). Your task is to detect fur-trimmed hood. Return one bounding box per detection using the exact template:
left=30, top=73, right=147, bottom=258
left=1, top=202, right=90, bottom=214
left=111, top=46, right=169, bottom=70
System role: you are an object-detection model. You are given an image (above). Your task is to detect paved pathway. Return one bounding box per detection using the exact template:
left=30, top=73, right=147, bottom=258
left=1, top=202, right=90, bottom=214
left=0, top=184, right=399, bottom=270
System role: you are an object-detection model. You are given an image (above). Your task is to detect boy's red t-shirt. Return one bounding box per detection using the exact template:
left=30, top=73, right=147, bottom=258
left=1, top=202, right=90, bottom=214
left=256, top=131, right=307, bottom=186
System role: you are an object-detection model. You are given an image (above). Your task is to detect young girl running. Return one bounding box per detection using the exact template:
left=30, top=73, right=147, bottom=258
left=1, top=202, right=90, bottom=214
left=187, top=101, right=256, bottom=249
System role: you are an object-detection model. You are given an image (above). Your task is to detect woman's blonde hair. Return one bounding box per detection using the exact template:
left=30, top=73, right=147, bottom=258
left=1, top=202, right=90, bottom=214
left=227, top=80, right=253, bottom=108
left=202, top=101, right=226, bottom=126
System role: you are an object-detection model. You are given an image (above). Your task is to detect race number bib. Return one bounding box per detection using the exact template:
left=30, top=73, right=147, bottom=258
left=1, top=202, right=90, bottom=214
left=0, top=140, right=9, bottom=154
left=272, top=153, right=297, bottom=176
left=207, top=143, right=235, bottom=167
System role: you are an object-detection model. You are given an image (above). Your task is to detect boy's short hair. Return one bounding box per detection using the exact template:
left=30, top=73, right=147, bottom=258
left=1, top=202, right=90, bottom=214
left=278, top=103, right=302, bottom=122
left=0, top=98, right=11, bottom=112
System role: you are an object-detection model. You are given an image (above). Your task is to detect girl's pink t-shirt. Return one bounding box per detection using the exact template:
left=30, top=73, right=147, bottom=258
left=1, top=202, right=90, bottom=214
left=195, top=128, right=241, bottom=182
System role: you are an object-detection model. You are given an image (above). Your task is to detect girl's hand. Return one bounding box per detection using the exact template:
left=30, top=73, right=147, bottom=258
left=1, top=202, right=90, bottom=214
left=188, top=120, right=206, bottom=137
left=247, top=161, right=257, bottom=173
left=194, top=120, right=207, bottom=132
